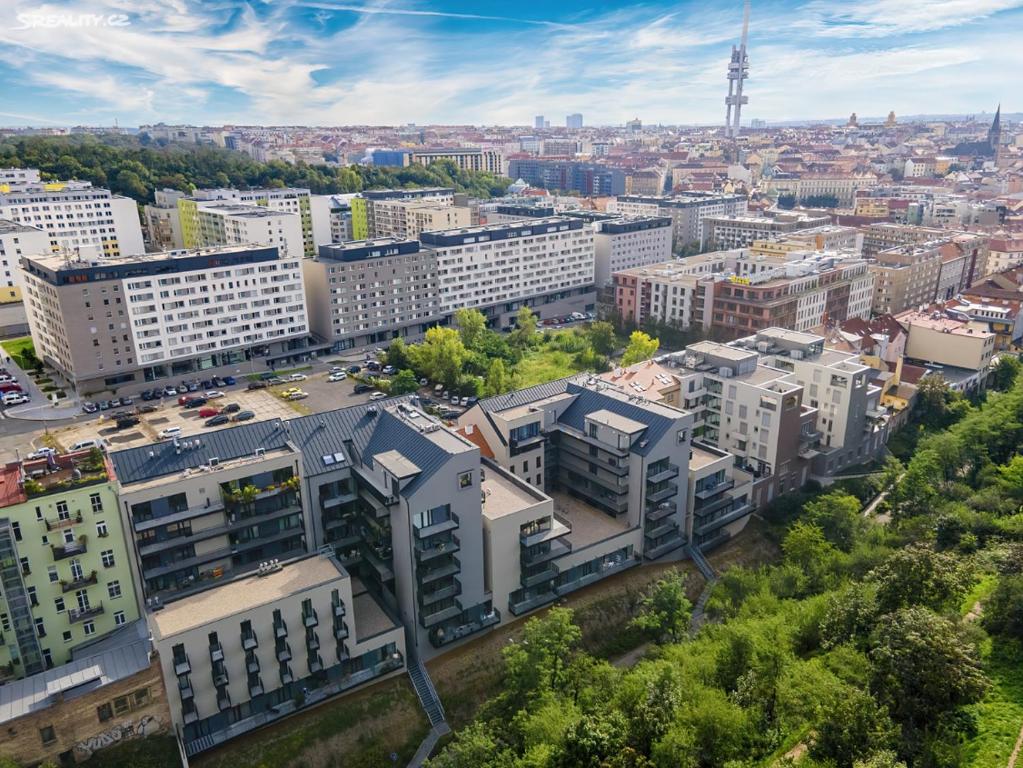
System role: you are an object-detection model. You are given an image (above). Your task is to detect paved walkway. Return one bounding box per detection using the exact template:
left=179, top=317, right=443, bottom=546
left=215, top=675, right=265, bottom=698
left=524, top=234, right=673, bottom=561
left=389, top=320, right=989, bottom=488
left=407, top=723, right=451, bottom=768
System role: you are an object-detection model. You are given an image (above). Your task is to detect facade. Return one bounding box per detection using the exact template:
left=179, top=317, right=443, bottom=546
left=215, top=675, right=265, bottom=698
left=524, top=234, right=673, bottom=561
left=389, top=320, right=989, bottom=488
left=303, top=239, right=440, bottom=351
left=407, top=148, right=503, bottom=175
left=566, top=114, right=583, bottom=129
left=608, top=194, right=749, bottom=250
left=860, top=223, right=947, bottom=257
left=0, top=220, right=49, bottom=303
left=986, top=236, right=1023, bottom=275
left=351, top=188, right=455, bottom=240
left=896, top=309, right=997, bottom=372
left=191, top=187, right=315, bottom=258
left=0, top=173, right=144, bottom=259
left=593, top=217, right=672, bottom=288
left=150, top=554, right=404, bottom=757
left=0, top=622, right=170, bottom=767
left=700, top=213, right=831, bottom=250
left=21, top=244, right=310, bottom=396
left=0, top=451, right=139, bottom=679
left=506, top=160, right=627, bottom=196
left=110, top=419, right=311, bottom=605
left=868, top=241, right=944, bottom=315
left=770, top=174, right=877, bottom=206
left=142, top=189, right=187, bottom=252
left=369, top=198, right=471, bottom=241
left=177, top=201, right=305, bottom=260
left=419, top=217, right=596, bottom=329
left=309, top=194, right=355, bottom=247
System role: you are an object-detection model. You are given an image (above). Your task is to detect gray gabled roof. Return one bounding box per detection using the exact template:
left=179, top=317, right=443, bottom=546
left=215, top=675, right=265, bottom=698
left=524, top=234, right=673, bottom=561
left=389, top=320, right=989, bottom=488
left=476, top=374, right=586, bottom=414
left=110, top=419, right=292, bottom=485
left=557, top=383, right=679, bottom=456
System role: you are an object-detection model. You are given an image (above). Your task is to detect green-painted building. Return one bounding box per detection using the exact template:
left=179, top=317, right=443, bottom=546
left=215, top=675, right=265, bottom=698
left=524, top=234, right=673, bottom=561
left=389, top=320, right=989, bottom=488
left=0, top=451, right=140, bottom=681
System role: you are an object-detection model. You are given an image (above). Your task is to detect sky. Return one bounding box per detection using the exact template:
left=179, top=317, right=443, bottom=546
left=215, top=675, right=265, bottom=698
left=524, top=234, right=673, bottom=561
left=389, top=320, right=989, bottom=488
left=0, top=0, right=1019, bottom=128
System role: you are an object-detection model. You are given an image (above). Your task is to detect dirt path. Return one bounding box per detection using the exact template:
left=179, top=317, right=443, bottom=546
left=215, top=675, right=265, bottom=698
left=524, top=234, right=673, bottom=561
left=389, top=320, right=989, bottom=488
left=611, top=642, right=651, bottom=668
left=1008, top=722, right=1023, bottom=768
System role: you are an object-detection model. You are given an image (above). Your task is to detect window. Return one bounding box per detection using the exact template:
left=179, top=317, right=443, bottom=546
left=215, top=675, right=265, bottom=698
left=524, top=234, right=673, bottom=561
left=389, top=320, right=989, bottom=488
left=35, top=617, right=46, bottom=638
left=536, top=456, right=541, bottom=468
left=62, top=630, right=72, bottom=643
left=90, top=493, right=103, bottom=513
left=458, top=471, right=472, bottom=489
left=47, top=565, right=58, bottom=583
left=108, top=580, right=122, bottom=599
left=11, top=521, right=21, bottom=541
left=677, top=429, right=688, bottom=444
left=56, top=500, right=69, bottom=519
left=54, top=597, right=65, bottom=613
left=96, top=521, right=108, bottom=538
left=101, top=550, right=115, bottom=567
left=42, top=648, right=53, bottom=668
left=83, top=621, right=96, bottom=636
left=114, top=611, right=126, bottom=626
left=97, top=703, right=113, bottom=723
left=588, top=423, right=598, bottom=438
left=40, top=726, right=56, bottom=746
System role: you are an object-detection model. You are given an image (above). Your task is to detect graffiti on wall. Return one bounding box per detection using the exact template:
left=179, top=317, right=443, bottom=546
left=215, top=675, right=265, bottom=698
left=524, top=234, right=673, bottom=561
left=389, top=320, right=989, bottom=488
left=73, top=714, right=166, bottom=759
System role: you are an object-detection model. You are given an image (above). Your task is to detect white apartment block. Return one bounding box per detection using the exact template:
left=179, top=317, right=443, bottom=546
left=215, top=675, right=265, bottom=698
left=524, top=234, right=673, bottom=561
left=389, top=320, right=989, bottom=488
left=0, top=220, right=49, bottom=303
left=370, top=198, right=471, bottom=241
left=0, top=171, right=144, bottom=258
left=608, top=194, right=748, bottom=249
left=700, top=213, right=831, bottom=250
left=192, top=187, right=314, bottom=257
left=309, top=194, right=356, bottom=246
left=419, top=217, right=595, bottom=328
left=407, top=148, right=503, bottom=174
left=593, top=217, right=672, bottom=288
left=180, top=201, right=305, bottom=261
left=21, top=244, right=309, bottom=394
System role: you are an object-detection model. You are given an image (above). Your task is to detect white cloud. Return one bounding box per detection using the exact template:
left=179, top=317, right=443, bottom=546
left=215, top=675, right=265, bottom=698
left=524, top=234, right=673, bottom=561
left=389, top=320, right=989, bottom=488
left=796, top=0, right=1023, bottom=37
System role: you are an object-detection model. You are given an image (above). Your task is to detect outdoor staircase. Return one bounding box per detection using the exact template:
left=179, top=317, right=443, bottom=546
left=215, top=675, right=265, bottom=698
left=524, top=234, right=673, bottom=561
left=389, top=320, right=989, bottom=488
left=408, top=659, right=446, bottom=728
left=687, top=543, right=718, bottom=581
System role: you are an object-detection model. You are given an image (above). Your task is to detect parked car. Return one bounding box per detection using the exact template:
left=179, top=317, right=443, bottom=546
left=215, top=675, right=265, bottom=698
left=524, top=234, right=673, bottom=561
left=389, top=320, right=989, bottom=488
left=201, top=379, right=214, bottom=389
left=286, top=373, right=307, bottom=382
left=81, top=401, right=98, bottom=414
left=119, top=396, right=134, bottom=406
left=211, top=377, right=226, bottom=388
left=382, top=365, right=395, bottom=375
left=365, top=361, right=381, bottom=372
left=223, top=376, right=237, bottom=386
left=441, top=409, right=461, bottom=420
left=419, top=378, right=429, bottom=387
left=204, top=390, right=225, bottom=399
left=434, top=383, right=444, bottom=394
left=231, top=410, right=255, bottom=422
left=141, top=390, right=155, bottom=401
left=280, top=387, right=302, bottom=397
left=328, top=371, right=347, bottom=382
left=198, top=407, right=221, bottom=418
left=267, top=376, right=285, bottom=385
left=98, top=400, right=110, bottom=411
left=347, top=365, right=361, bottom=374
left=286, top=390, right=308, bottom=401
left=205, top=414, right=231, bottom=427
left=247, top=381, right=268, bottom=390
left=104, top=399, right=118, bottom=410
left=329, top=366, right=344, bottom=374
left=467, top=396, right=478, bottom=406
left=460, top=396, right=470, bottom=407
left=353, top=383, right=373, bottom=394
left=182, top=397, right=208, bottom=409
left=450, top=394, right=460, bottom=404
left=163, top=386, right=178, bottom=396
left=221, top=402, right=241, bottom=414
left=137, top=404, right=158, bottom=414
left=69, top=439, right=104, bottom=451
left=26, top=447, right=56, bottom=460
left=0, top=383, right=23, bottom=393
left=420, top=396, right=434, bottom=406
left=369, top=391, right=387, bottom=401
left=2, top=392, right=30, bottom=406
left=158, top=427, right=182, bottom=439
left=115, top=416, right=140, bottom=430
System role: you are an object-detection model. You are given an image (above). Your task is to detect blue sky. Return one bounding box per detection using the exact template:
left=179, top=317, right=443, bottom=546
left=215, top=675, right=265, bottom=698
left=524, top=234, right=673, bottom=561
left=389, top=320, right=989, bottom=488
left=0, top=0, right=1019, bottom=127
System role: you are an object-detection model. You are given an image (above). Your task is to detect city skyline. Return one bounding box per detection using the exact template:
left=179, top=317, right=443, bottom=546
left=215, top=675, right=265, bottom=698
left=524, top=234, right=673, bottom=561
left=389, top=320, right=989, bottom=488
left=1, top=0, right=1020, bottom=128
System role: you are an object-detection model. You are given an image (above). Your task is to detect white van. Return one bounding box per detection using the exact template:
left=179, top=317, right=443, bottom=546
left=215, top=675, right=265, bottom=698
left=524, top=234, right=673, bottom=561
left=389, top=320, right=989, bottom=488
left=69, top=439, right=104, bottom=452
left=158, top=426, right=182, bottom=440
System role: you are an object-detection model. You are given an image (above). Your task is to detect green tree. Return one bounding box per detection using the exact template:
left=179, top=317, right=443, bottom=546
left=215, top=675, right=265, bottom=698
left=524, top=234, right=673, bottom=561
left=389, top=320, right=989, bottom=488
left=630, top=571, right=692, bottom=642
left=454, top=308, right=488, bottom=350
left=991, top=355, right=1022, bottom=391
left=386, top=337, right=412, bottom=371
left=389, top=369, right=419, bottom=395
left=982, top=574, right=1023, bottom=638
left=853, top=752, right=907, bottom=768
left=620, top=331, right=659, bottom=366
left=868, top=544, right=970, bottom=614
left=503, top=607, right=582, bottom=702
left=426, top=722, right=511, bottom=768
left=653, top=689, right=747, bottom=768
left=805, top=491, right=866, bottom=552
left=781, top=521, right=838, bottom=594
left=510, top=307, right=539, bottom=348
left=557, top=711, right=628, bottom=768
left=485, top=358, right=510, bottom=396
left=408, top=327, right=467, bottom=388
left=809, top=687, right=897, bottom=767
left=587, top=321, right=618, bottom=357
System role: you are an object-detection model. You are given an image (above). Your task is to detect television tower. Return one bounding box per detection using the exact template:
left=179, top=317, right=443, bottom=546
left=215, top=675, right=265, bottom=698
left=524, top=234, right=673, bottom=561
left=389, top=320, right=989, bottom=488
left=724, top=0, right=751, bottom=139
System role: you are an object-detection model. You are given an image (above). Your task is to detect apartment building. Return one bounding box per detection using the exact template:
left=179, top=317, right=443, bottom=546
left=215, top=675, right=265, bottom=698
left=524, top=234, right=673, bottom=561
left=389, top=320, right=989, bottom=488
left=420, top=217, right=596, bottom=329
left=608, top=193, right=749, bottom=249
left=369, top=198, right=471, bottom=241
left=749, top=224, right=863, bottom=256
left=0, top=172, right=144, bottom=259
left=191, top=187, right=314, bottom=257
left=178, top=201, right=305, bottom=260
left=506, top=160, right=626, bottom=196
left=0, top=220, right=49, bottom=303
left=350, top=188, right=455, bottom=240
left=407, top=148, right=503, bottom=175
left=896, top=308, right=997, bottom=373
left=986, top=236, right=1023, bottom=275
left=860, top=223, right=947, bottom=257
left=21, top=244, right=309, bottom=396
left=0, top=451, right=139, bottom=679
left=868, top=241, right=944, bottom=315
left=309, top=194, right=355, bottom=246
left=614, top=251, right=730, bottom=328
left=460, top=377, right=696, bottom=565
left=150, top=554, right=405, bottom=758
left=700, top=213, right=831, bottom=250
left=770, top=174, right=877, bottom=206
left=593, top=217, right=672, bottom=288
left=142, top=189, right=187, bottom=252
left=110, top=420, right=311, bottom=605
left=303, top=239, right=440, bottom=352
left=481, top=203, right=556, bottom=225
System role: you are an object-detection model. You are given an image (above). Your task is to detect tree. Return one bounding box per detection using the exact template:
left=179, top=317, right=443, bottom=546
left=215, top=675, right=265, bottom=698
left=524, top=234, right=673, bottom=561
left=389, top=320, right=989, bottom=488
left=557, top=711, right=628, bottom=768
left=408, top=327, right=466, bottom=388
left=620, top=331, right=659, bottom=366
left=868, top=544, right=970, bottom=614
left=485, top=358, right=510, bottom=396
left=809, top=687, right=897, bottom=767
left=781, top=521, right=838, bottom=594
left=869, top=607, right=987, bottom=738
left=389, top=369, right=419, bottom=395
left=653, top=688, right=747, bottom=768
left=854, top=752, right=906, bottom=768
left=502, top=608, right=582, bottom=703
left=991, top=355, right=1022, bottom=391
left=510, top=307, right=538, bottom=348
left=982, top=574, right=1023, bottom=639
left=915, top=376, right=969, bottom=430
left=630, top=571, right=692, bottom=643
left=454, top=308, right=487, bottom=350
left=386, top=338, right=412, bottom=371
left=805, top=491, right=866, bottom=552
left=426, top=722, right=511, bottom=768
left=587, top=321, right=618, bottom=357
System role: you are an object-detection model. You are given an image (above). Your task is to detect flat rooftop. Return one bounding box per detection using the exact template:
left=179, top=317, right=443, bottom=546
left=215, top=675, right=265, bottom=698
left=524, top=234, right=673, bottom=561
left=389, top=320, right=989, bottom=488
left=351, top=577, right=399, bottom=642
left=481, top=463, right=547, bottom=520
left=151, top=555, right=346, bottom=638
left=686, top=341, right=756, bottom=362
left=551, top=490, right=631, bottom=550
left=897, top=311, right=995, bottom=338
left=24, top=243, right=276, bottom=271
left=690, top=443, right=731, bottom=471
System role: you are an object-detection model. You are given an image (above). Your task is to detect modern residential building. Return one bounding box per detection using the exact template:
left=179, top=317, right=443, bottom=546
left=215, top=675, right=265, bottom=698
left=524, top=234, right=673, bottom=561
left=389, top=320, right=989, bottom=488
left=302, top=239, right=440, bottom=351
left=868, top=241, right=944, bottom=315
left=350, top=188, right=455, bottom=240
left=150, top=554, right=405, bottom=758
left=190, top=187, right=315, bottom=257
left=142, top=189, right=187, bottom=252
left=368, top=198, right=471, bottom=241
left=608, top=193, right=749, bottom=250
left=21, top=244, right=310, bottom=396
left=506, top=160, right=627, bottom=196
left=0, top=220, right=49, bottom=303
left=566, top=113, right=584, bottom=129
left=109, top=419, right=311, bottom=605
left=859, top=223, right=947, bottom=257
left=309, top=194, right=356, bottom=246
left=749, top=224, right=863, bottom=256
left=593, top=217, right=672, bottom=288
left=420, top=217, right=596, bottom=329
left=700, top=212, right=831, bottom=250
left=0, top=450, right=140, bottom=679
left=0, top=172, right=144, bottom=259
left=407, top=148, right=503, bottom=175
left=177, top=201, right=305, bottom=260
left=484, top=203, right=557, bottom=225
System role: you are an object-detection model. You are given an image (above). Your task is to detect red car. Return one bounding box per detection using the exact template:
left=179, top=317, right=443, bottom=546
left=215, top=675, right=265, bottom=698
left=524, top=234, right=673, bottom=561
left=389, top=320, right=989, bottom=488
left=0, top=383, right=22, bottom=393
left=198, top=407, right=221, bottom=418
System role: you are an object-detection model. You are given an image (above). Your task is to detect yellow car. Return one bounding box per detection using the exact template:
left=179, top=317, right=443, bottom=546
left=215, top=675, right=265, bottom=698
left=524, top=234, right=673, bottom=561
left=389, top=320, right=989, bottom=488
left=279, top=387, right=302, bottom=397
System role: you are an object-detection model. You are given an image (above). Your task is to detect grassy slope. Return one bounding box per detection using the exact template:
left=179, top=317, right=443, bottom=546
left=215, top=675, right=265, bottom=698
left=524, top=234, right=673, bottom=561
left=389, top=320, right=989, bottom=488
left=965, top=638, right=1023, bottom=768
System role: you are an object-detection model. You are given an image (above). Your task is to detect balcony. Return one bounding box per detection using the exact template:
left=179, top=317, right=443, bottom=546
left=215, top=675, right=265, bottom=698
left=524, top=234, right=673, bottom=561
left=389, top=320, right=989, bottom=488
left=178, top=678, right=194, bottom=701
left=209, top=642, right=224, bottom=663
left=694, top=493, right=735, bottom=517
left=246, top=653, right=260, bottom=675
left=646, top=463, right=680, bottom=484
left=332, top=601, right=346, bottom=619
left=521, top=538, right=572, bottom=567
left=280, top=665, right=294, bottom=685
left=241, top=631, right=258, bottom=651
left=183, top=706, right=199, bottom=725
left=68, top=602, right=104, bottom=623
left=559, top=453, right=630, bottom=492
left=644, top=521, right=679, bottom=542
left=428, top=607, right=501, bottom=648
left=522, top=564, right=559, bottom=588
left=60, top=570, right=98, bottom=593
left=414, top=536, right=460, bottom=563
left=248, top=675, right=264, bottom=698
left=558, top=439, right=631, bottom=476
left=646, top=482, right=678, bottom=504
left=418, top=559, right=460, bottom=585
left=308, top=655, right=323, bottom=674
left=420, top=578, right=461, bottom=605
left=306, top=633, right=320, bottom=652
left=645, top=536, right=687, bottom=560
left=51, top=536, right=87, bottom=561
left=45, top=512, right=83, bottom=531
left=645, top=502, right=676, bottom=522
left=216, top=687, right=231, bottom=711
left=274, top=620, right=288, bottom=639
left=555, top=556, right=637, bottom=596
left=508, top=590, right=558, bottom=616
left=419, top=602, right=462, bottom=628
left=520, top=517, right=571, bottom=548
left=277, top=643, right=293, bottom=665
left=212, top=661, right=229, bottom=688
left=694, top=478, right=734, bottom=500
left=333, top=621, right=349, bottom=641
left=510, top=433, right=545, bottom=454
left=414, top=513, right=460, bottom=539
left=303, top=609, right=318, bottom=628
left=694, top=503, right=751, bottom=537
left=336, top=643, right=350, bottom=663
left=174, top=657, right=191, bottom=676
